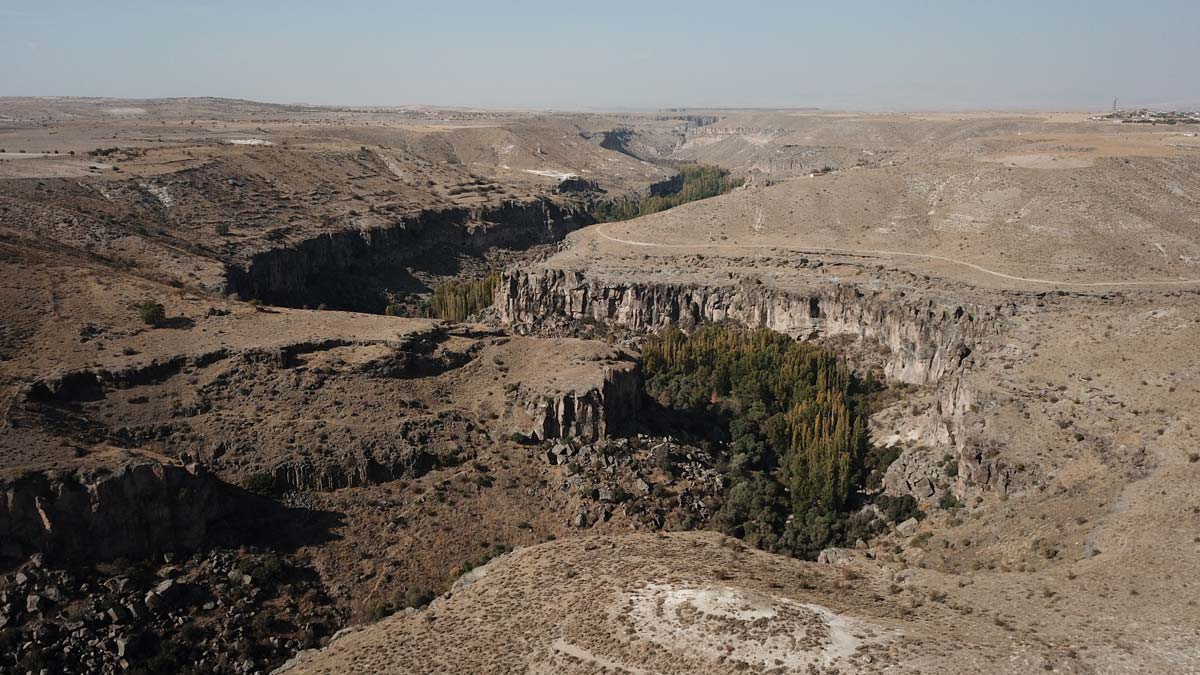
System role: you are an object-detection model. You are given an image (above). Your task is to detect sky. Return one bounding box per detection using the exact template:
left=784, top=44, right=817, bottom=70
left=1, top=0, right=1196, bottom=111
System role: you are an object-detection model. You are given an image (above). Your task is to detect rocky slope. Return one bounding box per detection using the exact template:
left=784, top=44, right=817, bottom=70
left=10, top=323, right=643, bottom=492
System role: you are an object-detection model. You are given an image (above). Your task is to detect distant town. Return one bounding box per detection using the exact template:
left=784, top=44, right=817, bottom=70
left=1092, top=107, right=1200, bottom=124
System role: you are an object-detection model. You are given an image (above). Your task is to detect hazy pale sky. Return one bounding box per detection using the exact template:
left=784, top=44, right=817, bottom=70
left=1, top=0, right=1196, bottom=110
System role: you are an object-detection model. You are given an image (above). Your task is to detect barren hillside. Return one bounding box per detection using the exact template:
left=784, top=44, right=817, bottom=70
left=1, top=100, right=1198, bottom=675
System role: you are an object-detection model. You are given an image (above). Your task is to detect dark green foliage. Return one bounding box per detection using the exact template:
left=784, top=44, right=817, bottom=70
left=242, top=472, right=277, bottom=496
left=590, top=165, right=743, bottom=222
left=180, top=622, right=206, bottom=644
left=938, top=490, right=963, bottom=510
left=237, top=554, right=289, bottom=586
left=643, top=324, right=887, bottom=557
left=405, top=272, right=499, bottom=322
left=137, top=300, right=166, bottom=326
left=863, top=443, right=903, bottom=490
left=876, top=494, right=923, bottom=523
left=401, top=587, right=436, bottom=609
left=453, top=542, right=513, bottom=579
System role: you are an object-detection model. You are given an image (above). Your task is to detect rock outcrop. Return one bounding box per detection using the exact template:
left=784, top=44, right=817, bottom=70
left=226, top=199, right=587, bottom=307
left=0, top=457, right=242, bottom=564
left=516, top=362, right=640, bottom=442
left=497, top=266, right=1021, bottom=496
left=497, top=268, right=998, bottom=386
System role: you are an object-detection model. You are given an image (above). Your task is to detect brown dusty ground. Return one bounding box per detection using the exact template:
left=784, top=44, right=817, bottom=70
left=281, top=111, right=1200, bottom=674
left=2, top=100, right=1199, bottom=674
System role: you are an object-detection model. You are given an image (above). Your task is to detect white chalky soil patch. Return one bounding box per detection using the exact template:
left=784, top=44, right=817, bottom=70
left=622, top=583, right=874, bottom=671
left=523, top=169, right=576, bottom=181
left=140, top=183, right=174, bottom=208
left=374, top=151, right=408, bottom=181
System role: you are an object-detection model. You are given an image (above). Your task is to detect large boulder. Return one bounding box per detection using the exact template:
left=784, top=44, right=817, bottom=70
left=817, top=548, right=855, bottom=565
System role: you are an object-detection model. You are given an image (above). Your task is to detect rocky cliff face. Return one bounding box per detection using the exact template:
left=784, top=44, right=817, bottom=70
left=225, top=199, right=587, bottom=307
left=515, top=363, right=640, bottom=442
left=498, top=269, right=998, bottom=385
left=0, top=458, right=242, bottom=564
left=497, top=267, right=1013, bottom=495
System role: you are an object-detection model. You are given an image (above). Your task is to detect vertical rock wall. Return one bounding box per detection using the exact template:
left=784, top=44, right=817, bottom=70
left=517, top=363, right=641, bottom=442
left=0, top=459, right=244, bottom=564
left=497, top=267, right=1012, bottom=495
left=497, top=269, right=997, bottom=386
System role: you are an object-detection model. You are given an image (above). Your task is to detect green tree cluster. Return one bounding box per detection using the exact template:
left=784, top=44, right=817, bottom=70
left=642, top=324, right=885, bottom=557
left=136, top=300, right=166, bottom=326
left=590, top=165, right=743, bottom=222
left=425, top=272, right=499, bottom=321
left=386, top=272, right=500, bottom=321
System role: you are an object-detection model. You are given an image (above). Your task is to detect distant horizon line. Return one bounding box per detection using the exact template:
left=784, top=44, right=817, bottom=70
left=2, top=94, right=1198, bottom=115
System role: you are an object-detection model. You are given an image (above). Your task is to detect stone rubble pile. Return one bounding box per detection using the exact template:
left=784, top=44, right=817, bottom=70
left=0, top=550, right=341, bottom=675
left=539, top=436, right=723, bottom=532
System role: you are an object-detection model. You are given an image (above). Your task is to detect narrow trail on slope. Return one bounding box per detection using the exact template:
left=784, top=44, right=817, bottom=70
left=595, top=226, right=1200, bottom=289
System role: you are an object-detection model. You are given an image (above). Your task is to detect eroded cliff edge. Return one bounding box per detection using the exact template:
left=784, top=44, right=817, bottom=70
left=224, top=199, right=588, bottom=308
left=0, top=455, right=258, bottom=564
left=496, top=265, right=1025, bottom=496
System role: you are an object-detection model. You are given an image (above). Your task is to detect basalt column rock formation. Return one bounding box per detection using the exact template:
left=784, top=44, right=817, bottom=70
left=497, top=266, right=1021, bottom=497
left=497, top=268, right=1000, bottom=386
left=0, top=455, right=245, bottom=564
left=226, top=199, right=589, bottom=307
left=514, top=360, right=640, bottom=442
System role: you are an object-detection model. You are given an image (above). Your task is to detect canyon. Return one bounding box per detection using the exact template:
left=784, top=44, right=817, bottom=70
left=1, top=99, right=1198, bottom=674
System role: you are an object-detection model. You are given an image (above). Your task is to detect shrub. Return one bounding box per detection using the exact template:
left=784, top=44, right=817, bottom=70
left=214, top=223, right=230, bottom=236
left=876, top=494, right=922, bottom=523
left=243, top=472, right=277, bottom=496
left=938, top=490, right=962, bottom=510
left=401, top=587, right=436, bottom=609
left=137, top=300, right=166, bottom=326
left=367, top=601, right=393, bottom=622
